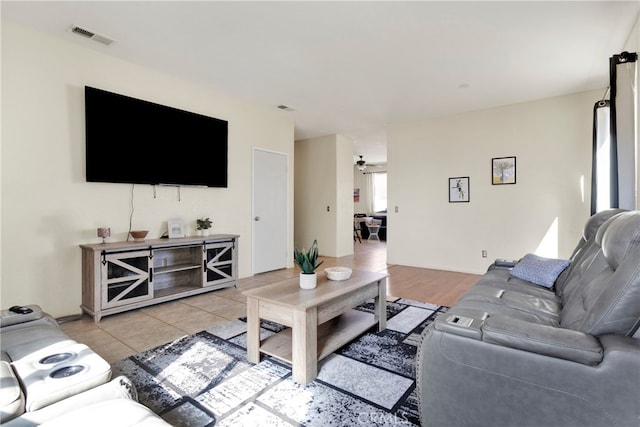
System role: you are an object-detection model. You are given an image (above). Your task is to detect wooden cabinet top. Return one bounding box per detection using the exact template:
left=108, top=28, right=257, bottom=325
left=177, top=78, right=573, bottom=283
left=80, top=234, right=239, bottom=252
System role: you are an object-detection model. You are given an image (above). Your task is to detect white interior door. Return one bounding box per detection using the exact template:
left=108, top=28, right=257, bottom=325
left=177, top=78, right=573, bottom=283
left=253, top=149, right=288, bottom=274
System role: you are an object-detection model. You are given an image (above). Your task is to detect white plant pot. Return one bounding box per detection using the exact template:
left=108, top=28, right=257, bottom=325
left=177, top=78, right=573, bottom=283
left=198, top=229, right=210, bottom=237
left=299, top=272, right=317, bottom=290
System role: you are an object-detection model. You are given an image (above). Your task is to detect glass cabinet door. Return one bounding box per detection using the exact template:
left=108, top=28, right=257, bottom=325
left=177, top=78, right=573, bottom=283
left=203, top=241, right=235, bottom=286
left=101, top=250, right=153, bottom=308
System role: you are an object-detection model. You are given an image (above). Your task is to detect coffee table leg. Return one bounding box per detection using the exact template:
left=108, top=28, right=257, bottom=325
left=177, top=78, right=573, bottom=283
left=375, top=277, right=387, bottom=331
left=246, top=297, right=260, bottom=364
left=292, top=307, right=317, bottom=384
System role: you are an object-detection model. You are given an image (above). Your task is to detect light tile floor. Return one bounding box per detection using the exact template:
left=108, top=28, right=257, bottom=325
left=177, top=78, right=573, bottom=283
left=60, top=240, right=479, bottom=364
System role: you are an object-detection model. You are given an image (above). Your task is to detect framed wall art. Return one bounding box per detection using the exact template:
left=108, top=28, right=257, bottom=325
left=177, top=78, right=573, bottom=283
left=167, top=218, right=186, bottom=238
left=449, top=177, right=470, bottom=203
left=492, top=156, right=516, bottom=185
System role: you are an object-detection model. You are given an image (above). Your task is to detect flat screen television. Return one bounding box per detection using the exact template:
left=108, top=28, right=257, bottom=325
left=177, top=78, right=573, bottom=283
left=85, top=86, right=228, bottom=187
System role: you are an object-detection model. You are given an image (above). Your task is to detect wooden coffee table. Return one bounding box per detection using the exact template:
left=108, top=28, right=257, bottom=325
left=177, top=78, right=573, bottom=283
left=243, top=269, right=387, bottom=384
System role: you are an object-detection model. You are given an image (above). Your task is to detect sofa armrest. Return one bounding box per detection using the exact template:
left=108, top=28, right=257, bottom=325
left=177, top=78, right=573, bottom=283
left=0, top=306, right=44, bottom=328
left=434, top=309, right=488, bottom=339
left=487, top=258, right=518, bottom=271
left=482, top=315, right=603, bottom=365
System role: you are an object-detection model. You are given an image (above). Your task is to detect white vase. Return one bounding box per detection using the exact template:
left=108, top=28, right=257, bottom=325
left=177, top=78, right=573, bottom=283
left=198, top=229, right=210, bottom=237
left=299, top=272, right=317, bottom=289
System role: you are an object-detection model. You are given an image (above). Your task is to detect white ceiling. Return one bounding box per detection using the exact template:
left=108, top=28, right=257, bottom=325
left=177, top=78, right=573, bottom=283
left=3, top=1, right=638, bottom=165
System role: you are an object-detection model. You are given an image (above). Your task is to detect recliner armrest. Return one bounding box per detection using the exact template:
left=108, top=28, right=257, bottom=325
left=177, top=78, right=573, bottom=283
left=487, top=258, right=518, bottom=271
left=0, top=306, right=44, bottom=328
left=434, top=309, right=488, bottom=339
left=482, top=315, right=603, bottom=365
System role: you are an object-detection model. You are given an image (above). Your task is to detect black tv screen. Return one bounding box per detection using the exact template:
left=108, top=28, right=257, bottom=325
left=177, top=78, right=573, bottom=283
left=85, top=86, right=228, bottom=187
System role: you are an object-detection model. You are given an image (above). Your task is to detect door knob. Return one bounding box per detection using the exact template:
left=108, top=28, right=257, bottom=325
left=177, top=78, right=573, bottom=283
left=254, top=216, right=260, bottom=221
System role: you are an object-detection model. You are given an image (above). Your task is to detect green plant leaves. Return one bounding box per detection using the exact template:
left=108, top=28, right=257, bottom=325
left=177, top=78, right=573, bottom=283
left=196, top=217, right=212, bottom=230
left=293, top=239, right=324, bottom=273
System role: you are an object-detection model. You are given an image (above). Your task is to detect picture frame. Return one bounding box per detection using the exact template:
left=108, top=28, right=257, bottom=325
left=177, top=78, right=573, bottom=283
left=449, top=177, right=470, bottom=203
left=492, top=156, right=516, bottom=185
left=167, top=218, right=186, bottom=238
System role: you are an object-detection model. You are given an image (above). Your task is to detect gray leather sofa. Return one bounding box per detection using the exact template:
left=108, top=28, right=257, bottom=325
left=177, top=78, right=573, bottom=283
left=417, top=209, right=640, bottom=427
left=1, top=306, right=169, bottom=425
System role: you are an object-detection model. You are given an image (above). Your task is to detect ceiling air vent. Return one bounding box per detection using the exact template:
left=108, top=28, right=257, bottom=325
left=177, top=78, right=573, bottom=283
left=70, top=25, right=115, bottom=46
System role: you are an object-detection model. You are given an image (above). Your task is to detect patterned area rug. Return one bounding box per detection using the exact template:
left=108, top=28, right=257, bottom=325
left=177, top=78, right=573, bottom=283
left=114, top=299, right=448, bottom=426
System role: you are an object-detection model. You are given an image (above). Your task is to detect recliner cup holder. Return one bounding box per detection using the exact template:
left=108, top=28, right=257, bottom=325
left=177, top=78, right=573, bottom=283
left=49, top=365, right=85, bottom=379
left=39, top=352, right=75, bottom=365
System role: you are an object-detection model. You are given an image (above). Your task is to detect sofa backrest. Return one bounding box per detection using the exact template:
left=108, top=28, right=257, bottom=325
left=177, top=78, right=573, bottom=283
left=556, top=212, right=625, bottom=300
left=555, top=209, right=625, bottom=293
left=560, top=211, right=640, bottom=336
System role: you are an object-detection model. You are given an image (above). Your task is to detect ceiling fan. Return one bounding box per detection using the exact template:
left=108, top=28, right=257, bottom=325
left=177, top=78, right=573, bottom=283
left=356, top=155, right=367, bottom=171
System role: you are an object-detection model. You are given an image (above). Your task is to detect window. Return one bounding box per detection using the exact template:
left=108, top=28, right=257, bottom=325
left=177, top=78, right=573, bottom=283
left=592, top=101, right=613, bottom=213
left=591, top=51, right=637, bottom=214
left=373, top=172, right=387, bottom=213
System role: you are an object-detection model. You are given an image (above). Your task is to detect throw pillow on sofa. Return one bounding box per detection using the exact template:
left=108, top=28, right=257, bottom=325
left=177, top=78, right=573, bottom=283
left=511, top=253, right=571, bottom=288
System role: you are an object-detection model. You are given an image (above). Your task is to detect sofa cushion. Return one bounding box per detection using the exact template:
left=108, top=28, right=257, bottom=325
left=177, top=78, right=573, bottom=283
left=0, top=361, right=24, bottom=423
left=1, top=376, right=140, bottom=426
left=482, top=315, right=603, bottom=365
left=1, top=314, right=59, bottom=333
left=510, top=254, right=571, bottom=288
left=38, top=399, right=171, bottom=426
left=1, top=325, right=70, bottom=357
left=474, top=269, right=559, bottom=299
left=5, top=338, right=77, bottom=364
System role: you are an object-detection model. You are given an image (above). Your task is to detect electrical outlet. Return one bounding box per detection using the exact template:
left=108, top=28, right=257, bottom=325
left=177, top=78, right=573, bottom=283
left=395, top=206, right=399, bottom=213
left=326, top=206, right=330, bottom=212
left=482, top=250, right=487, bottom=258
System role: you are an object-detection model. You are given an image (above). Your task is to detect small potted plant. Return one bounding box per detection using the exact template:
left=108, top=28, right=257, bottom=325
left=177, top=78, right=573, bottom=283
left=294, top=239, right=323, bottom=289
left=196, top=217, right=212, bottom=236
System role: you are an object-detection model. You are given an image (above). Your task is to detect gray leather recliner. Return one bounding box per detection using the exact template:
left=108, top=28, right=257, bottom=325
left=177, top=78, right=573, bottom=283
left=1, top=307, right=170, bottom=425
left=417, top=210, right=640, bottom=427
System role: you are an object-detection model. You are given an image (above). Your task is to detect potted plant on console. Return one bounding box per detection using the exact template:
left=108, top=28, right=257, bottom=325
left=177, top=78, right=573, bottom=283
left=294, top=239, right=323, bottom=289
left=196, top=217, right=212, bottom=236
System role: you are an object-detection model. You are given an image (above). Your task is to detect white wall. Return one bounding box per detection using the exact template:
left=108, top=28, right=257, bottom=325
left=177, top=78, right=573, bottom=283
left=353, top=168, right=370, bottom=215
left=335, top=134, right=355, bottom=257
left=387, top=90, right=600, bottom=274
left=295, top=135, right=336, bottom=255
left=1, top=21, right=294, bottom=317
left=294, top=134, right=353, bottom=258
